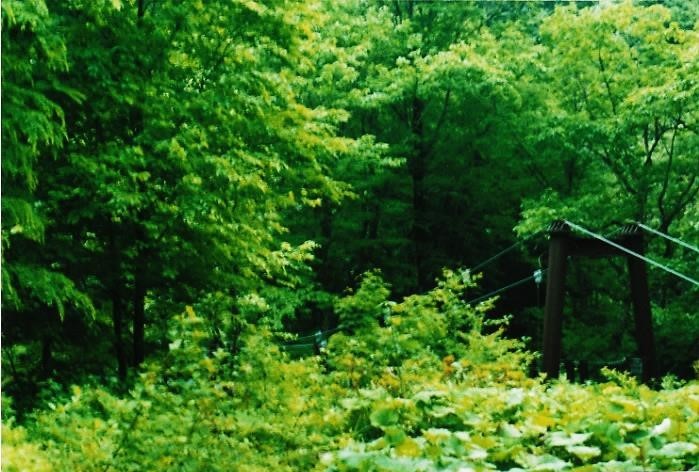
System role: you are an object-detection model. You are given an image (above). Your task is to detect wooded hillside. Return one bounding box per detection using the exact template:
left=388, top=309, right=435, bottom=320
left=2, top=1, right=698, bottom=470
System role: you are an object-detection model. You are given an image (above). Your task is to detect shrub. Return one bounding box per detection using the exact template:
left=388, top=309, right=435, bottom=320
left=3, top=273, right=697, bottom=472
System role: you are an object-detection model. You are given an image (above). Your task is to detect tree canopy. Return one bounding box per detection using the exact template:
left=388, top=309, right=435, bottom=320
left=2, top=0, right=698, bottom=470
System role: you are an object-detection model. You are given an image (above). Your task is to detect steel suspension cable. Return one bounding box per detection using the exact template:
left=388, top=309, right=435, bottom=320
left=288, top=326, right=342, bottom=343
left=282, top=343, right=315, bottom=349
left=634, top=221, right=699, bottom=254
left=281, top=327, right=343, bottom=349
left=564, top=220, right=699, bottom=287
left=470, top=230, right=543, bottom=273
left=465, top=269, right=546, bottom=306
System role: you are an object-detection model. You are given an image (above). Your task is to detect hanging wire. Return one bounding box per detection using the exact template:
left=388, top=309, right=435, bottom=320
left=281, top=343, right=316, bottom=350
left=283, top=237, right=550, bottom=348
left=470, top=230, right=543, bottom=273
left=284, top=229, right=546, bottom=344
left=634, top=221, right=699, bottom=255
left=288, top=326, right=342, bottom=343
left=588, top=356, right=627, bottom=367
left=465, top=269, right=547, bottom=306
left=564, top=220, right=699, bottom=287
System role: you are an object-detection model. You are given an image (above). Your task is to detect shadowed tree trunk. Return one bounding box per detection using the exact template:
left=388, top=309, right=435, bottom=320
left=41, top=333, right=53, bottom=379
left=109, top=230, right=128, bottom=381
left=133, top=267, right=146, bottom=367
left=409, top=96, right=430, bottom=291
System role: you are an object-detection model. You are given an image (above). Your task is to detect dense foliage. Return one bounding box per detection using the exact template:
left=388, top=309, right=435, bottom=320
left=2, top=0, right=698, bottom=470
left=3, top=273, right=698, bottom=471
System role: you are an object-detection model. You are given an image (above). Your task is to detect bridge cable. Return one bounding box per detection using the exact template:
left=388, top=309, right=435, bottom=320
left=470, top=230, right=543, bottom=273
left=287, top=326, right=342, bottom=343
left=285, top=232, right=547, bottom=344
left=564, top=220, right=699, bottom=287
left=633, top=221, right=699, bottom=255
left=465, top=269, right=547, bottom=306
left=282, top=343, right=316, bottom=349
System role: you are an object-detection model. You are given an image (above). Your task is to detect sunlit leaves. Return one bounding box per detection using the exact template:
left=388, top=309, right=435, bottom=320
left=3, top=284, right=699, bottom=472
left=2, top=0, right=369, bottom=391
left=331, top=377, right=699, bottom=471
left=528, top=1, right=699, bottom=225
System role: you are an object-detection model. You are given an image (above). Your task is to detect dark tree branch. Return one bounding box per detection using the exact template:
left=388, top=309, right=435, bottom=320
left=665, top=175, right=698, bottom=227
left=643, top=118, right=665, bottom=167
left=597, top=48, right=617, bottom=116
left=516, top=144, right=550, bottom=188
left=197, top=36, right=236, bottom=91
left=641, top=120, right=665, bottom=167
left=391, top=102, right=408, bottom=123
left=594, top=147, right=637, bottom=195
left=657, top=120, right=679, bottom=224
left=425, top=86, right=451, bottom=154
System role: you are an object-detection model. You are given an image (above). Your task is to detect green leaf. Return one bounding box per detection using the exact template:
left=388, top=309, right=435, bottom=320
left=566, top=445, right=602, bottom=461
left=650, top=418, right=671, bottom=436
left=370, top=407, right=400, bottom=428
left=547, top=432, right=592, bottom=447
left=650, top=442, right=698, bottom=458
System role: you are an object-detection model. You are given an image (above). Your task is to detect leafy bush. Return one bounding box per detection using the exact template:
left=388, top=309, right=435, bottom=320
left=3, top=272, right=697, bottom=471
left=328, top=269, right=534, bottom=392
left=326, top=371, right=699, bottom=472
left=1, top=423, right=53, bottom=472
left=10, top=309, right=344, bottom=472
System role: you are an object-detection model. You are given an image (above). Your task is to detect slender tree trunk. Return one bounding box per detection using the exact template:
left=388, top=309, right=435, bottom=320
left=109, top=231, right=128, bottom=380
left=112, top=287, right=127, bottom=380
left=359, top=201, right=381, bottom=270
left=316, top=206, right=335, bottom=289
left=412, top=170, right=428, bottom=290
left=130, top=1, right=147, bottom=369
left=409, top=97, right=430, bottom=291
left=659, top=220, right=675, bottom=259
left=137, top=0, right=146, bottom=22
left=41, top=334, right=53, bottom=378
left=367, top=201, right=380, bottom=240
left=133, top=268, right=146, bottom=367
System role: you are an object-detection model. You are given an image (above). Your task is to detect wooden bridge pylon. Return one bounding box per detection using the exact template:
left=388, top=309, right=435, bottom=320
left=542, top=220, right=656, bottom=383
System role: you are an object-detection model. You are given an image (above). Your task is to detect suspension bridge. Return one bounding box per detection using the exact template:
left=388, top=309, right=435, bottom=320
left=281, top=220, right=698, bottom=382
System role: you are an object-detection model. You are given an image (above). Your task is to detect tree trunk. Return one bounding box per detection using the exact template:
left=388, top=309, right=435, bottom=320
left=41, top=334, right=53, bottom=379
left=316, top=206, right=335, bottom=290
left=112, top=287, right=128, bottom=380
left=109, top=231, right=128, bottom=381
left=130, top=2, right=147, bottom=368
left=133, top=268, right=146, bottom=367
left=359, top=200, right=381, bottom=271
left=409, top=97, right=430, bottom=291
left=659, top=220, right=675, bottom=259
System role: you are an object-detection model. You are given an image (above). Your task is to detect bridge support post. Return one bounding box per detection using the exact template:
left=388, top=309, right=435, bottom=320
left=624, top=227, right=656, bottom=382
left=541, top=221, right=656, bottom=383
left=542, top=221, right=569, bottom=380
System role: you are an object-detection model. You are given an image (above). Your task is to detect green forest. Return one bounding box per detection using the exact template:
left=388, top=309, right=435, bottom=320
left=2, top=0, right=698, bottom=470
